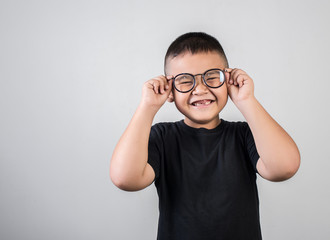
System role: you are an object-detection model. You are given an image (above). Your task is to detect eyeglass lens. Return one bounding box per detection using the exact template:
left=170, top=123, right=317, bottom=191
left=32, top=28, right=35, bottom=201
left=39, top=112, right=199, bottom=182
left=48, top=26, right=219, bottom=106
left=174, top=69, right=225, bottom=93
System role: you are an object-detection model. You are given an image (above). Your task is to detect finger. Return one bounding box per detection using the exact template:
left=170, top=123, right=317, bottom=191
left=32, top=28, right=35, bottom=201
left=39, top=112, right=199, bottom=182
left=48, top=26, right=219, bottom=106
left=165, top=75, right=173, bottom=90
left=224, top=71, right=231, bottom=85
left=226, top=80, right=239, bottom=100
left=230, top=68, right=241, bottom=84
left=160, top=75, right=171, bottom=93
left=154, top=75, right=168, bottom=94
left=236, top=74, right=247, bottom=88
left=152, top=80, right=160, bottom=94
left=231, top=69, right=246, bottom=81
left=158, top=78, right=166, bottom=94
left=229, top=68, right=238, bottom=85
left=225, top=68, right=233, bottom=73
left=224, top=68, right=233, bottom=84
left=166, top=80, right=174, bottom=102
left=231, top=69, right=246, bottom=86
left=166, top=79, right=173, bottom=92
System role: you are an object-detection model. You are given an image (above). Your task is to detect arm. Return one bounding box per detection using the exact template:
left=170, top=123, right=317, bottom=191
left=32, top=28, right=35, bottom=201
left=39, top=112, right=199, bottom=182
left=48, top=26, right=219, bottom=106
left=225, top=68, right=300, bottom=182
left=110, top=76, right=173, bottom=191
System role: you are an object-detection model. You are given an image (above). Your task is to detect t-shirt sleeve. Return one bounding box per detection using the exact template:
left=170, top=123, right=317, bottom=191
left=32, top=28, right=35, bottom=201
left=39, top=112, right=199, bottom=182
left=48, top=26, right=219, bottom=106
left=147, top=124, right=162, bottom=182
left=243, top=122, right=260, bottom=173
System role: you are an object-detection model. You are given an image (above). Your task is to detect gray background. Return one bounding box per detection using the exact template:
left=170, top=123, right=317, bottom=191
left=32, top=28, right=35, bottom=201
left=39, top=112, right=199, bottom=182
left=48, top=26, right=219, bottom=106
left=1, top=0, right=329, bottom=239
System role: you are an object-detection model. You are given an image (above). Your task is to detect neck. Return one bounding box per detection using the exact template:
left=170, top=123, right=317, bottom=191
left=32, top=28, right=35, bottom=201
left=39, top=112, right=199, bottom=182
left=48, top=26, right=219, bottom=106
left=184, top=117, right=221, bottom=129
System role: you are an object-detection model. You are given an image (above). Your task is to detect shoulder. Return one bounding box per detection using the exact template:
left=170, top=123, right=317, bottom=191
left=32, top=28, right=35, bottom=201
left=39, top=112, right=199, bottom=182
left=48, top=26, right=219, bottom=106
left=221, top=120, right=253, bottom=144
left=151, top=121, right=183, bottom=132
left=222, top=119, right=249, bottom=132
left=150, top=121, right=183, bottom=138
left=149, top=121, right=184, bottom=150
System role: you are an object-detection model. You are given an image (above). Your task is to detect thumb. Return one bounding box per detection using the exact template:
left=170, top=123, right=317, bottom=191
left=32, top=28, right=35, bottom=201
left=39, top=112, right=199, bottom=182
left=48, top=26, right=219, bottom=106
left=224, top=68, right=232, bottom=84
left=166, top=75, right=174, bottom=81
left=165, top=79, right=173, bottom=93
left=165, top=76, right=173, bottom=91
left=227, top=82, right=238, bottom=100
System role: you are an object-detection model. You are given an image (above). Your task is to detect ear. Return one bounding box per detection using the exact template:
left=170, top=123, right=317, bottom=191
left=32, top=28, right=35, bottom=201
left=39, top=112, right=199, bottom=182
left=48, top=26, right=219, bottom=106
left=167, top=91, right=174, bottom=103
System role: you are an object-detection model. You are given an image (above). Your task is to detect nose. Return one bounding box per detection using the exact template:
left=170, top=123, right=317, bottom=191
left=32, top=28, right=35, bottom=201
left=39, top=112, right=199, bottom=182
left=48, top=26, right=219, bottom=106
left=192, top=74, right=208, bottom=95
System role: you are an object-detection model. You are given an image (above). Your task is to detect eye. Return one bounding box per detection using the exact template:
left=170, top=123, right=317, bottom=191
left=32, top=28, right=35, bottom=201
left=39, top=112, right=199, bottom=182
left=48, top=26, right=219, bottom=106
left=204, top=70, right=225, bottom=87
left=175, top=75, right=194, bottom=85
left=206, top=77, right=219, bottom=81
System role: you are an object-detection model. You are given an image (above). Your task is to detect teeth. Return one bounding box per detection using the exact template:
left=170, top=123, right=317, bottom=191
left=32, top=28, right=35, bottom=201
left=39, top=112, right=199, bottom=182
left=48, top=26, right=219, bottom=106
left=193, top=100, right=212, bottom=106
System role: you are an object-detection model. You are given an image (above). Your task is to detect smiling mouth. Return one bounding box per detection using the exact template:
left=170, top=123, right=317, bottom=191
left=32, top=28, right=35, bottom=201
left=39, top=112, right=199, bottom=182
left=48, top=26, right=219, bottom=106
left=191, top=99, right=214, bottom=106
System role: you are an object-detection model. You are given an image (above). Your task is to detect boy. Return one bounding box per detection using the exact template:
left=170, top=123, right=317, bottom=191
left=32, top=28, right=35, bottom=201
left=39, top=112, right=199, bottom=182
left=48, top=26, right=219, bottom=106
left=110, top=32, right=300, bottom=239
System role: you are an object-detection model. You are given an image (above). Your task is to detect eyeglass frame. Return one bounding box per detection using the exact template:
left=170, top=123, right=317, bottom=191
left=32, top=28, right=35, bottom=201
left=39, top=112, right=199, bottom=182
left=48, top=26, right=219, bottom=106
left=168, top=68, right=226, bottom=93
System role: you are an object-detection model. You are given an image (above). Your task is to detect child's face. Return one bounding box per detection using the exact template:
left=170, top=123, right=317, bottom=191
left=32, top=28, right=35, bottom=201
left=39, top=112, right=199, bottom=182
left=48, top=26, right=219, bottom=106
left=166, top=51, right=228, bottom=129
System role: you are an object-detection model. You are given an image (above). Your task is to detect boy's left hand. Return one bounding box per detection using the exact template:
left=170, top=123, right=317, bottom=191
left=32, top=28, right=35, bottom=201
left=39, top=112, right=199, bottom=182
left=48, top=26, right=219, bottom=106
left=225, top=68, right=255, bottom=105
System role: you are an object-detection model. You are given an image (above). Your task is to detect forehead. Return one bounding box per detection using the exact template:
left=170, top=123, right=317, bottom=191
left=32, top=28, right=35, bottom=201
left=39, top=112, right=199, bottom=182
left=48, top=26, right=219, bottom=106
left=166, top=51, right=226, bottom=76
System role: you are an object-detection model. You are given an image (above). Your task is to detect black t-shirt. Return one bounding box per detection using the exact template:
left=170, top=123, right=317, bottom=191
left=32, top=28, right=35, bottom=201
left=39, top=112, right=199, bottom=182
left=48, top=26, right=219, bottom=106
left=148, top=119, right=262, bottom=240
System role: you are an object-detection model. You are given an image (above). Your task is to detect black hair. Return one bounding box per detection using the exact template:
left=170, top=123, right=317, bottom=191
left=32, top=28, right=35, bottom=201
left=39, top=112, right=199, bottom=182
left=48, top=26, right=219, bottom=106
left=164, top=32, right=229, bottom=71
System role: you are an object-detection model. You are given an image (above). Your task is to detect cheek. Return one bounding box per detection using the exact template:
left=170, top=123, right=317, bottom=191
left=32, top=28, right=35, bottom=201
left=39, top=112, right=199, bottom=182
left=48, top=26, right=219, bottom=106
left=223, top=82, right=228, bottom=92
left=173, top=92, right=190, bottom=111
left=173, top=98, right=188, bottom=117
left=211, top=86, right=228, bottom=99
left=222, top=82, right=228, bottom=95
left=223, top=86, right=228, bottom=96
left=173, top=91, right=187, bottom=103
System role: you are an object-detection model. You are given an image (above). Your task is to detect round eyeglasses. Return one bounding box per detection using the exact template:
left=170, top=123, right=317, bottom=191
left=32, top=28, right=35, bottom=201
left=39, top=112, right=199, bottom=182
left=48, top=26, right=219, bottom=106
left=170, top=68, right=226, bottom=93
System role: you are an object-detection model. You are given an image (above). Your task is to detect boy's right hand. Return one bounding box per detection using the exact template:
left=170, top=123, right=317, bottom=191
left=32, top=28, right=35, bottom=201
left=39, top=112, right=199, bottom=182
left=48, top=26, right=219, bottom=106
left=140, top=75, right=173, bottom=112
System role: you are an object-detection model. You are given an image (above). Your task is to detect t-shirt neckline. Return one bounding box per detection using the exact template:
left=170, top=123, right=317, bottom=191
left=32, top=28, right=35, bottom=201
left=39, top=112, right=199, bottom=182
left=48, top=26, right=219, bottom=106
left=178, top=119, right=226, bottom=135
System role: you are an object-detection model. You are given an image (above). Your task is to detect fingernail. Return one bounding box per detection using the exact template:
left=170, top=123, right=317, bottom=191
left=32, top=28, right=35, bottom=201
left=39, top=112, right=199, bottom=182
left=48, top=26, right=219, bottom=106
left=165, top=85, right=169, bottom=89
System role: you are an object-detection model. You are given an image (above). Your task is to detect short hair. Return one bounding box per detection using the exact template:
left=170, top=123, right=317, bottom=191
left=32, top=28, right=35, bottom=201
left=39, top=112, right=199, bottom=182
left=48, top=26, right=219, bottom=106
left=164, top=32, right=229, bottom=72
